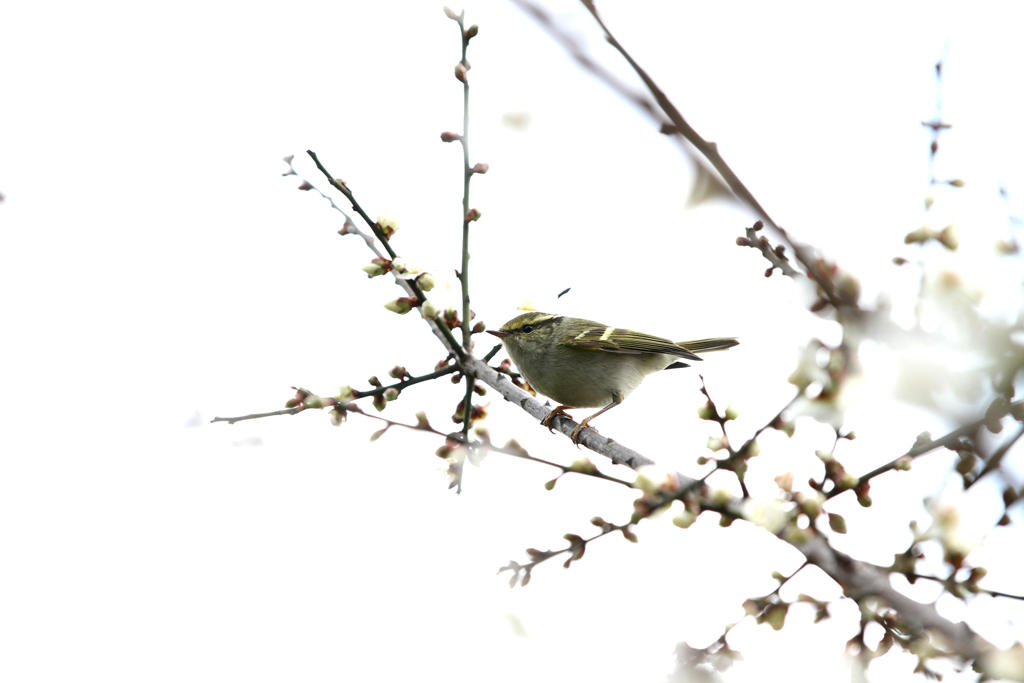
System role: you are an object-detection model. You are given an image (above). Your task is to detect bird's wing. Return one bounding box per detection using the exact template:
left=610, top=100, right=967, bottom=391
left=677, top=338, right=739, bottom=354
left=564, top=323, right=702, bottom=361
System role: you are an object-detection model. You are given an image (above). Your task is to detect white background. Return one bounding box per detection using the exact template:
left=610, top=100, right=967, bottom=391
left=2, top=1, right=1023, bottom=681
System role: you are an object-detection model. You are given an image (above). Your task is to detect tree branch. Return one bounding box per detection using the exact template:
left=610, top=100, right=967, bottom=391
left=464, top=320, right=1002, bottom=665
left=461, top=355, right=655, bottom=469
left=305, top=149, right=464, bottom=356
left=829, top=398, right=1024, bottom=501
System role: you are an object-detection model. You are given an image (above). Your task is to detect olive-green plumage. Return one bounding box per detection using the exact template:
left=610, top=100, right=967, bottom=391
left=488, top=312, right=738, bottom=442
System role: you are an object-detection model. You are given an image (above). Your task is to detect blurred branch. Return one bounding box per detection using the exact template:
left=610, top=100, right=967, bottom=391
left=508, top=0, right=737, bottom=210
left=508, top=0, right=665, bottom=124
left=798, top=534, right=989, bottom=661
left=969, top=421, right=1024, bottom=489
left=697, top=375, right=751, bottom=498
left=514, top=0, right=848, bottom=310
left=830, top=398, right=1024, bottom=501
left=211, top=405, right=306, bottom=424
left=902, top=571, right=1024, bottom=602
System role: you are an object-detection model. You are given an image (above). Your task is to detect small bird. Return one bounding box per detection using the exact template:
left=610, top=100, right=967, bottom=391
left=488, top=312, right=738, bottom=443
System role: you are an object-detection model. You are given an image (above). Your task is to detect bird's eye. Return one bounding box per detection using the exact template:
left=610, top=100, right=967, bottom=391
left=522, top=324, right=535, bottom=333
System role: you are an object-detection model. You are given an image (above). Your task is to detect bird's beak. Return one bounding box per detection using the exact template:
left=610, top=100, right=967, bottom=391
left=487, top=329, right=509, bottom=339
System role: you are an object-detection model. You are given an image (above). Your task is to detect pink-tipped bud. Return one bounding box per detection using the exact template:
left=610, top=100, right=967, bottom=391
left=384, top=298, right=415, bottom=315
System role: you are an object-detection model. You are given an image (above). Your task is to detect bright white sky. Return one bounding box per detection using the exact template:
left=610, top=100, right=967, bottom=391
left=2, top=1, right=1023, bottom=682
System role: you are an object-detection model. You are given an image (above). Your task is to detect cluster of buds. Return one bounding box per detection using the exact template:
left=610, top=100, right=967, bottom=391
left=630, top=468, right=686, bottom=523
left=807, top=258, right=861, bottom=310
left=787, top=339, right=853, bottom=404
left=903, top=224, right=959, bottom=250
left=363, top=255, right=437, bottom=316
left=804, top=447, right=868, bottom=509
left=285, top=387, right=324, bottom=410
left=697, top=400, right=738, bottom=423
left=434, top=435, right=466, bottom=464
left=443, top=6, right=480, bottom=43
left=735, top=221, right=792, bottom=278
left=440, top=307, right=468, bottom=330
left=359, top=375, right=399, bottom=412
left=451, top=398, right=488, bottom=425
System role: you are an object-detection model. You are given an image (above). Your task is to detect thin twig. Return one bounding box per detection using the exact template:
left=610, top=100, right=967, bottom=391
left=305, top=150, right=464, bottom=355
left=967, top=421, right=1024, bottom=489
left=828, top=398, right=1024, bottom=501
left=900, top=571, right=1024, bottom=602
left=283, top=155, right=378, bottom=253
left=570, top=0, right=844, bottom=309
left=210, top=365, right=458, bottom=423
left=211, top=407, right=305, bottom=424
left=306, top=150, right=398, bottom=260
left=455, top=17, right=474, bottom=351
left=697, top=375, right=750, bottom=498
left=737, top=221, right=799, bottom=278
left=353, top=364, right=459, bottom=398
left=456, top=16, right=474, bottom=493
left=447, top=11, right=481, bottom=493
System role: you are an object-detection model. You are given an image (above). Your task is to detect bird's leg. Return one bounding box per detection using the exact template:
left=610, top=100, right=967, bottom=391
left=541, top=405, right=573, bottom=432
left=569, top=393, right=623, bottom=444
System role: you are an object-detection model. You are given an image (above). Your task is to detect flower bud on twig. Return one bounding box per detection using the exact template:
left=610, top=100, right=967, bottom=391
left=417, top=272, right=436, bottom=291
left=384, top=297, right=418, bottom=314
